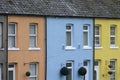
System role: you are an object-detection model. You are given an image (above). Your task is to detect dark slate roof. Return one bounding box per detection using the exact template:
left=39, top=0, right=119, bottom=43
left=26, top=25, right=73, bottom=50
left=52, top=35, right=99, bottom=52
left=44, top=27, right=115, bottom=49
left=0, top=0, right=120, bottom=18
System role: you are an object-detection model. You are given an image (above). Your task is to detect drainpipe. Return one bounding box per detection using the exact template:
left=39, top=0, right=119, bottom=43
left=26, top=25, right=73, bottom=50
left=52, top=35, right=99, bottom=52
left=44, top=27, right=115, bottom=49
left=45, top=16, right=47, bottom=80
left=5, top=15, right=8, bottom=80
left=93, top=17, right=95, bottom=80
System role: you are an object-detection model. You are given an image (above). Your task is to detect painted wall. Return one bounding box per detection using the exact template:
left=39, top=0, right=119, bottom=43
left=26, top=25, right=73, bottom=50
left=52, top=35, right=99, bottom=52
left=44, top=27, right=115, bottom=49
left=8, top=15, right=45, bottom=80
left=46, top=17, right=93, bottom=80
left=0, top=16, right=7, bottom=80
left=95, top=19, right=120, bottom=80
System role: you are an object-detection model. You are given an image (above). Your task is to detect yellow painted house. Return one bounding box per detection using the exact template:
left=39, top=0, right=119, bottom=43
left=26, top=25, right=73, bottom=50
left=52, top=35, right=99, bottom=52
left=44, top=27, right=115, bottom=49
left=8, top=15, right=45, bottom=80
left=94, top=18, right=120, bottom=80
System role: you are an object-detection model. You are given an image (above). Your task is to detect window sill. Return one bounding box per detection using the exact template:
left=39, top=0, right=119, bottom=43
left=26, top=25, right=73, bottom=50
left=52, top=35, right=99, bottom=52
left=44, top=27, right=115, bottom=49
left=110, top=46, right=119, bottom=49
left=28, top=48, right=41, bottom=50
left=8, top=48, right=20, bottom=50
left=95, top=47, right=103, bottom=49
left=65, top=46, right=76, bottom=50
left=0, top=48, right=4, bottom=50
left=83, top=46, right=92, bottom=49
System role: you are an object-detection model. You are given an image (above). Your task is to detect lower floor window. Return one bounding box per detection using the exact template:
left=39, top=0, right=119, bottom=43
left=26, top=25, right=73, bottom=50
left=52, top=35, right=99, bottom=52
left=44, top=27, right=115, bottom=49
left=110, top=60, right=116, bottom=80
left=66, top=61, right=73, bottom=80
left=8, top=64, right=15, bottom=80
left=29, top=63, right=38, bottom=80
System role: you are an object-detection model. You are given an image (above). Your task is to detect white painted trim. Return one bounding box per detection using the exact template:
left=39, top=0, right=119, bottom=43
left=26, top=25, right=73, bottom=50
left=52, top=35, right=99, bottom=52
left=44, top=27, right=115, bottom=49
left=65, top=46, right=76, bottom=50
left=28, top=48, right=41, bottom=50
left=83, top=46, right=92, bottom=49
left=95, top=47, right=103, bottom=49
left=110, top=46, right=118, bottom=49
left=8, top=48, right=20, bottom=50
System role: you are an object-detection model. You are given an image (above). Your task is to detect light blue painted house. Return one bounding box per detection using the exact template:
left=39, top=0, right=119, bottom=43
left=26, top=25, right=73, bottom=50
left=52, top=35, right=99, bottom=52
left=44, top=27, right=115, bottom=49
left=46, top=17, right=93, bottom=80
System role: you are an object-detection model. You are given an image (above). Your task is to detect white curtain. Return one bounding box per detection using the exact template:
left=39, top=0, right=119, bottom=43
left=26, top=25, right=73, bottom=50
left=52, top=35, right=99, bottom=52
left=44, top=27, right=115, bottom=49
left=30, top=25, right=36, bottom=48
left=30, top=63, right=37, bottom=80
left=8, top=24, right=15, bottom=48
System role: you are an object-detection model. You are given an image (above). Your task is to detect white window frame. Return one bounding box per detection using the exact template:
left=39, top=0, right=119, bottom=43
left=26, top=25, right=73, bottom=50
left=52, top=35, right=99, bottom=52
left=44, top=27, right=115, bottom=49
left=65, top=24, right=75, bottom=50
left=95, top=26, right=100, bottom=47
left=8, top=23, right=19, bottom=50
left=8, top=64, right=15, bottom=80
left=29, top=23, right=40, bottom=50
left=66, top=61, right=73, bottom=80
left=83, top=25, right=91, bottom=49
left=110, top=25, right=117, bottom=48
left=0, top=23, right=3, bottom=49
left=110, top=60, right=116, bottom=80
left=29, top=63, right=38, bottom=80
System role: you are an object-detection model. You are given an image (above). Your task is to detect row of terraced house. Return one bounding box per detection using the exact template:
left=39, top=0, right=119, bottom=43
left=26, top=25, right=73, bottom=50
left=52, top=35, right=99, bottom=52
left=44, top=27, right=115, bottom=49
left=0, top=0, right=120, bottom=80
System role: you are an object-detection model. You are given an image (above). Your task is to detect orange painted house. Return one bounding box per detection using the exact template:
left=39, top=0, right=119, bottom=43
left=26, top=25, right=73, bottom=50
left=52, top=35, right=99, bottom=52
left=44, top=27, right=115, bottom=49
left=8, top=15, right=45, bottom=80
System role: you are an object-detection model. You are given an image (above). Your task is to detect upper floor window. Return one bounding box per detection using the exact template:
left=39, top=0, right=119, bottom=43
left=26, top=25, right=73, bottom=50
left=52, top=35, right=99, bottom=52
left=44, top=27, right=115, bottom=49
left=110, top=25, right=116, bottom=47
left=29, top=63, right=38, bottom=80
left=66, top=61, right=73, bottom=80
left=66, top=24, right=73, bottom=47
left=8, top=23, right=16, bottom=48
left=95, top=25, right=100, bottom=47
left=0, top=23, right=3, bottom=48
left=83, top=25, right=89, bottom=47
left=29, top=23, right=37, bottom=48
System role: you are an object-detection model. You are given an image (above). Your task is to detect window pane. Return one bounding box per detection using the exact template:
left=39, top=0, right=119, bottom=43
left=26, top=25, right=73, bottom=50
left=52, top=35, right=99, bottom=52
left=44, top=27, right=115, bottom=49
left=30, top=63, right=37, bottom=76
left=84, top=61, right=88, bottom=66
left=95, top=27, right=99, bottom=35
left=95, top=37, right=100, bottom=46
left=66, top=69, right=72, bottom=80
left=110, top=27, right=115, bottom=35
left=8, top=24, right=15, bottom=34
left=30, top=24, right=36, bottom=34
left=66, top=32, right=71, bottom=46
left=66, top=26, right=71, bottom=30
left=110, top=37, right=115, bottom=45
left=30, top=24, right=37, bottom=48
left=83, top=32, right=88, bottom=46
left=94, top=61, right=99, bottom=66
left=110, top=61, right=115, bottom=70
left=9, top=71, right=13, bottom=80
left=110, top=72, right=115, bottom=80
left=66, top=61, right=72, bottom=80
left=30, top=77, right=36, bottom=80
left=30, top=36, right=36, bottom=47
left=66, top=63, right=72, bottom=67
left=83, top=26, right=88, bottom=30
left=8, top=36, right=15, bottom=48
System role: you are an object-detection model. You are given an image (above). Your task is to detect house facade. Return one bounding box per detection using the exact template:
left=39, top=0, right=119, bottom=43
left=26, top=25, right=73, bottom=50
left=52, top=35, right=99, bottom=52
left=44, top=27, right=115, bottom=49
left=46, top=17, right=93, bottom=80
left=8, top=15, right=45, bottom=80
left=0, top=16, right=7, bottom=80
left=94, top=18, right=120, bottom=80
